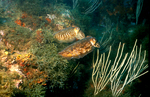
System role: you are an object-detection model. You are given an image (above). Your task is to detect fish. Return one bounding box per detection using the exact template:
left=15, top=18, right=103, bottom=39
left=53, top=27, right=85, bottom=43
left=58, top=36, right=100, bottom=59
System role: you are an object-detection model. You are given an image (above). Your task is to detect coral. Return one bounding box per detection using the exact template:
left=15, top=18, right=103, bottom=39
left=15, top=19, right=26, bottom=27
left=45, top=17, right=51, bottom=23
left=15, top=19, right=22, bottom=26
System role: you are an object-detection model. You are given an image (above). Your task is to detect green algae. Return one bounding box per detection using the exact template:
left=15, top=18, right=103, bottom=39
left=0, top=70, right=20, bottom=97
left=29, top=28, right=71, bottom=88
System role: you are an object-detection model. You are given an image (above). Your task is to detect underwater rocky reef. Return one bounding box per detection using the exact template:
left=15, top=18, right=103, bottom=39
left=0, top=0, right=149, bottom=97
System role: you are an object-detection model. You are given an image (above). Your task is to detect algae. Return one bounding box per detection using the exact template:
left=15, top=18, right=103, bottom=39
left=29, top=28, right=70, bottom=88
left=0, top=69, right=22, bottom=97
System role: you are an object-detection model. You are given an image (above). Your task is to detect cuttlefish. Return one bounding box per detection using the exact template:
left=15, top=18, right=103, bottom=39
left=53, top=27, right=85, bottom=43
left=58, top=36, right=100, bottom=59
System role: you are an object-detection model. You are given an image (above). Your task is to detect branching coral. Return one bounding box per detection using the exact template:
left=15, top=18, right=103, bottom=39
left=92, top=40, right=148, bottom=96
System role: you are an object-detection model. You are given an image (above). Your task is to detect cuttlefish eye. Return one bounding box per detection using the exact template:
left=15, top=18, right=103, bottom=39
left=90, top=38, right=100, bottom=48
left=74, top=27, right=80, bottom=35
left=90, top=38, right=96, bottom=45
left=95, top=43, right=100, bottom=48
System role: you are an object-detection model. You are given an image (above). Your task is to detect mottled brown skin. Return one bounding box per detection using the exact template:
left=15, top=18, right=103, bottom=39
left=58, top=36, right=100, bottom=59
left=53, top=27, right=85, bottom=43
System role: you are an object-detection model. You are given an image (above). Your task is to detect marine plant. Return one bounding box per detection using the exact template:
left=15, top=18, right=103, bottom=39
left=0, top=70, right=13, bottom=97
left=20, top=75, right=46, bottom=97
left=92, top=40, right=148, bottom=96
left=128, top=24, right=149, bottom=59
left=29, top=28, right=74, bottom=90
left=12, top=78, right=46, bottom=97
left=72, top=0, right=102, bottom=15
left=136, top=0, right=144, bottom=24
left=3, top=26, right=32, bottom=51
left=0, top=69, right=24, bottom=97
left=15, top=0, right=45, bottom=15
